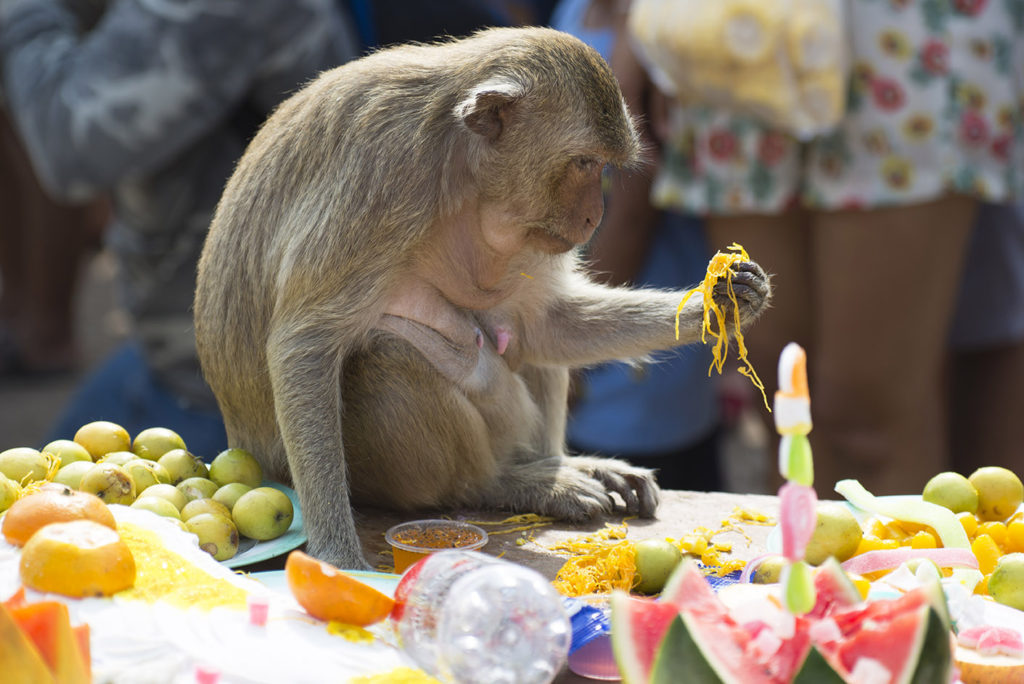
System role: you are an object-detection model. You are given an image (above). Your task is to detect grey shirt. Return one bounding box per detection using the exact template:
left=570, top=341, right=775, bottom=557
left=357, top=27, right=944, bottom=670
left=0, top=0, right=358, bottom=408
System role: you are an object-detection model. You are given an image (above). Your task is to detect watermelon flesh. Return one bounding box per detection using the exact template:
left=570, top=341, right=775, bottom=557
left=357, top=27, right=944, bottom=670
left=611, top=558, right=955, bottom=683
left=610, top=592, right=682, bottom=684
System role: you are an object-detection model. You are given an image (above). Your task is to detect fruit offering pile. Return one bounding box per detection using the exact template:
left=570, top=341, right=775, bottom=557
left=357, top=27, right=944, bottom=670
left=855, top=466, right=1024, bottom=606
left=0, top=420, right=293, bottom=563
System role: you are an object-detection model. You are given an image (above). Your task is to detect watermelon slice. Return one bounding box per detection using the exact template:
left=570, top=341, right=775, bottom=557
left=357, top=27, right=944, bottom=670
left=614, top=559, right=844, bottom=683
left=611, top=557, right=956, bottom=683
left=807, top=557, right=864, bottom=620
left=814, top=583, right=953, bottom=684
left=610, top=591, right=679, bottom=684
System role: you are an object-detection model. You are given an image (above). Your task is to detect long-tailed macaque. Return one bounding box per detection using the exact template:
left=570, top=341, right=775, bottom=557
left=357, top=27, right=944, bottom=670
left=194, top=27, right=771, bottom=569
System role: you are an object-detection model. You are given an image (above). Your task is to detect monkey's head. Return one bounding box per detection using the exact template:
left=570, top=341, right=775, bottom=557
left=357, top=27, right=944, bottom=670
left=450, top=28, right=643, bottom=256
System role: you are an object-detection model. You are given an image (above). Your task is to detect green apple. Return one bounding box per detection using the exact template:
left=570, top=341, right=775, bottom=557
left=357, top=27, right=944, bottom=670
left=142, top=483, right=188, bottom=511
left=208, top=448, right=263, bottom=489
left=180, top=497, right=232, bottom=522
left=0, top=473, right=20, bottom=513
left=633, top=538, right=683, bottom=594
left=79, top=462, right=136, bottom=505
left=98, top=450, right=136, bottom=467
left=123, top=459, right=171, bottom=492
left=53, top=460, right=95, bottom=490
left=41, top=439, right=93, bottom=467
left=186, top=513, right=239, bottom=561
left=157, top=449, right=208, bottom=484
left=232, top=487, right=294, bottom=540
left=131, top=496, right=182, bottom=519
left=212, top=482, right=252, bottom=512
left=0, top=447, right=49, bottom=484
left=177, top=477, right=219, bottom=503
left=131, top=426, right=187, bottom=461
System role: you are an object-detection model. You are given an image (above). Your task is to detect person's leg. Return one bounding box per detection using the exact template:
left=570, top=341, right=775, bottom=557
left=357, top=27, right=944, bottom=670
left=705, top=211, right=813, bottom=490
left=706, top=211, right=814, bottom=405
left=811, top=194, right=976, bottom=495
left=947, top=203, right=1024, bottom=476
left=950, top=344, right=1024, bottom=476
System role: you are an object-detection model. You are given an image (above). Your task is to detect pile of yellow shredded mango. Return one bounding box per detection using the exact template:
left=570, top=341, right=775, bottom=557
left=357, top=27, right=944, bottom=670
left=547, top=507, right=775, bottom=597
left=675, top=242, right=770, bottom=410
left=115, top=522, right=249, bottom=610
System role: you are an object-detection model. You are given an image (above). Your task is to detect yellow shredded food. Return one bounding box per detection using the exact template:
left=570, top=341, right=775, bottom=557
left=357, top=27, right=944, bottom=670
left=675, top=243, right=770, bottom=410
left=16, top=452, right=61, bottom=494
left=547, top=508, right=776, bottom=596
left=548, top=523, right=637, bottom=596
left=350, top=668, right=441, bottom=684
left=115, top=521, right=249, bottom=610
left=326, top=622, right=377, bottom=642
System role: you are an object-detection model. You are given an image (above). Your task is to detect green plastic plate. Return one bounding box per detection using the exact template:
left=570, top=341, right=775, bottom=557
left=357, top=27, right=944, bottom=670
left=223, top=481, right=307, bottom=569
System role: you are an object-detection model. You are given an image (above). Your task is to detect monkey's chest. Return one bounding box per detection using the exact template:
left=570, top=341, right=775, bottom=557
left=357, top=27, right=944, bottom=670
left=375, top=314, right=542, bottom=446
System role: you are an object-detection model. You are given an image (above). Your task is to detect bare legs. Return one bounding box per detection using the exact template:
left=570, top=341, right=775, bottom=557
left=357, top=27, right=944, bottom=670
left=812, top=195, right=975, bottom=494
left=708, top=194, right=976, bottom=495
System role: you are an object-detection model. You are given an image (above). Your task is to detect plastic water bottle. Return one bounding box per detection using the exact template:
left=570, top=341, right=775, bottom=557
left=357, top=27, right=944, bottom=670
left=391, top=550, right=572, bottom=684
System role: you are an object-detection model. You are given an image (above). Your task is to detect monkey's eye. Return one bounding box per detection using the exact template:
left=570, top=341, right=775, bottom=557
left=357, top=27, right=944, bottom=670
left=571, top=157, right=602, bottom=173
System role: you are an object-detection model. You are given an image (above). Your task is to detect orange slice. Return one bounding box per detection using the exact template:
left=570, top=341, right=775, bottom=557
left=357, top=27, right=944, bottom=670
left=19, top=519, right=136, bottom=598
left=2, top=485, right=116, bottom=546
left=285, top=550, right=395, bottom=626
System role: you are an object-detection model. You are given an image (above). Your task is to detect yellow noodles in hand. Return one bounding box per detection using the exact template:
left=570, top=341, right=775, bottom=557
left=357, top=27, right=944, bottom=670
left=675, top=243, right=770, bottom=410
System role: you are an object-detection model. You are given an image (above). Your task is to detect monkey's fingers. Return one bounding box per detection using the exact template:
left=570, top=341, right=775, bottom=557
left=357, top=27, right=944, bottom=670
left=590, top=467, right=641, bottom=512
left=713, top=262, right=772, bottom=311
left=568, top=456, right=661, bottom=518
left=627, top=473, right=661, bottom=518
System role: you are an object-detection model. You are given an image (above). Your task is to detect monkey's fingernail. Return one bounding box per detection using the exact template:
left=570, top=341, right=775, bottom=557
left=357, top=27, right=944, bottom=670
left=495, top=327, right=511, bottom=356
left=475, top=328, right=484, bottom=348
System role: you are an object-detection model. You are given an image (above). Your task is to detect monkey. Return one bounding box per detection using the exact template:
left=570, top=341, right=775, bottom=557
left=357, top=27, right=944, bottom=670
left=194, top=27, right=771, bottom=570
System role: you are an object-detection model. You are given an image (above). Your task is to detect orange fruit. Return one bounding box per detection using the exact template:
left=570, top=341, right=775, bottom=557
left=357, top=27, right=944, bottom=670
left=2, top=486, right=116, bottom=546
left=20, top=520, right=135, bottom=597
left=284, top=550, right=395, bottom=626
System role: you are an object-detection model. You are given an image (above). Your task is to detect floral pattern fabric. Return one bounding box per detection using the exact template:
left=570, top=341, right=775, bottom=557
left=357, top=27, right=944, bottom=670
left=653, top=0, right=1024, bottom=214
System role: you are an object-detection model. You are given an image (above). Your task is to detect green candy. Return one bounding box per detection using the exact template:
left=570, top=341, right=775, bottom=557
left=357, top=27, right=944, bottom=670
left=783, top=560, right=816, bottom=615
left=779, top=434, right=814, bottom=487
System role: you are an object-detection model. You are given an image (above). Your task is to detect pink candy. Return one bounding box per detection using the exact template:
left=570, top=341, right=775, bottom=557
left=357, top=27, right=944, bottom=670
left=779, top=482, right=818, bottom=562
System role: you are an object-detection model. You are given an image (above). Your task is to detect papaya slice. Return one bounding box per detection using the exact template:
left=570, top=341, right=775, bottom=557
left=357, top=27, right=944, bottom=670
left=0, top=602, right=55, bottom=683
left=8, top=600, right=90, bottom=684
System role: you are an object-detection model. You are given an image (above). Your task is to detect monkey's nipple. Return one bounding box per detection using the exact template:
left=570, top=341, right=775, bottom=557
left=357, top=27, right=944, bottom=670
left=494, top=326, right=511, bottom=356
left=475, top=325, right=512, bottom=355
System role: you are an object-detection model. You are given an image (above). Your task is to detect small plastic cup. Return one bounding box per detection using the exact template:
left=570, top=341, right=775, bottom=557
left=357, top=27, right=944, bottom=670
left=385, top=519, right=488, bottom=574
left=566, top=595, right=617, bottom=680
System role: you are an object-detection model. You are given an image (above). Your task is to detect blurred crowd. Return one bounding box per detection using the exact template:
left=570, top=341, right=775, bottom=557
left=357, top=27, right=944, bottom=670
left=1, top=0, right=1022, bottom=498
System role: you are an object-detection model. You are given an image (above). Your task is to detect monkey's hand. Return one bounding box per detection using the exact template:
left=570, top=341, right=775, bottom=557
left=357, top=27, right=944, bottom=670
left=562, top=455, right=661, bottom=519
left=711, top=260, right=772, bottom=331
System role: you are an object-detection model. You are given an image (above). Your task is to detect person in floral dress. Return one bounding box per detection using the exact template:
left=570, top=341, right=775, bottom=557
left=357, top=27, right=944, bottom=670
left=643, top=0, right=1024, bottom=495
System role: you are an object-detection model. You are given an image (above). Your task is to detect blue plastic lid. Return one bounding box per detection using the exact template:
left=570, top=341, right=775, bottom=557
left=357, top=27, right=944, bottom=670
left=564, top=597, right=611, bottom=654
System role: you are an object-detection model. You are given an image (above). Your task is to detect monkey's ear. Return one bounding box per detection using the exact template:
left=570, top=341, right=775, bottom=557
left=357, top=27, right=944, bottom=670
left=455, top=79, right=525, bottom=142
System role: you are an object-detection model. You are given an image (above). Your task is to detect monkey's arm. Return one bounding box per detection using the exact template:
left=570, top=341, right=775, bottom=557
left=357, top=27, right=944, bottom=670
left=520, top=260, right=770, bottom=367
left=265, top=314, right=371, bottom=570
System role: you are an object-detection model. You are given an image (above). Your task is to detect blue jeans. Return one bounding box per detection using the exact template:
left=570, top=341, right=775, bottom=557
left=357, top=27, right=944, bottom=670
left=48, top=341, right=227, bottom=462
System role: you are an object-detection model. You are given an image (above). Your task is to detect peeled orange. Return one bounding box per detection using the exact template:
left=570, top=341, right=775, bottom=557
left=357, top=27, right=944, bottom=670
left=2, top=486, right=116, bottom=546
left=19, top=520, right=136, bottom=598
left=284, top=550, right=395, bottom=626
